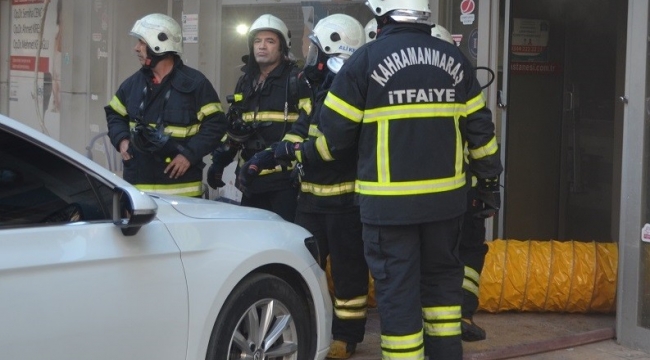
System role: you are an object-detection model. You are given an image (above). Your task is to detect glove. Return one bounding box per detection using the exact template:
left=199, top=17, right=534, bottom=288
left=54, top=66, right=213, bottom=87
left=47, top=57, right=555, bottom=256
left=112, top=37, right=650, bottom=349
left=206, top=163, right=226, bottom=189
left=474, top=176, right=501, bottom=218
left=238, top=149, right=278, bottom=187
left=274, top=141, right=303, bottom=166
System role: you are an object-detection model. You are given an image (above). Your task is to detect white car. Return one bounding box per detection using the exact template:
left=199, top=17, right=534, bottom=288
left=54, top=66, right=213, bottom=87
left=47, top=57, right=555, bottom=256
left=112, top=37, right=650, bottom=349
left=0, top=115, right=332, bottom=360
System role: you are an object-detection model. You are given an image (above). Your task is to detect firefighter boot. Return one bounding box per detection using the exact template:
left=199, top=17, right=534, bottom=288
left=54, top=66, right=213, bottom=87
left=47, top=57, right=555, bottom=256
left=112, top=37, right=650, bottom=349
left=326, top=340, right=357, bottom=359
left=461, top=318, right=487, bottom=342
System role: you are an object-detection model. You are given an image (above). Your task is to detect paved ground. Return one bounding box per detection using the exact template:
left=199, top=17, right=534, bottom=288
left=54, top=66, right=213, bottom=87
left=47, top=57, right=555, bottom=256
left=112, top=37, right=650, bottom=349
left=351, top=309, right=650, bottom=360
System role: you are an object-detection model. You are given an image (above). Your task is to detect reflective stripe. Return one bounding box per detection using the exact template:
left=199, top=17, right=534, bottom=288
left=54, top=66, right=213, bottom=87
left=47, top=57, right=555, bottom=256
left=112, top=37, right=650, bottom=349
left=422, top=305, right=461, bottom=337
left=109, top=95, right=128, bottom=116
left=464, top=265, right=480, bottom=283
left=128, top=121, right=200, bottom=138
left=301, top=181, right=355, bottom=196
left=238, top=157, right=294, bottom=175
left=242, top=111, right=299, bottom=122
left=299, top=97, right=312, bottom=115
left=378, top=118, right=390, bottom=182
left=308, top=124, right=323, bottom=138
left=324, top=92, right=364, bottom=123
left=334, top=295, right=368, bottom=320
left=469, top=135, right=498, bottom=160
left=135, top=181, right=204, bottom=197
left=381, top=331, right=425, bottom=360
left=197, top=102, right=223, bottom=121
left=463, top=265, right=480, bottom=296
left=282, top=133, right=303, bottom=143
left=233, top=93, right=244, bottom=102
left=363, top=103, right=465, bottom=123
left=466, top=92, right=486, bottom=115
left=463, top=278, right=479, bottom=297
left=315, top=136, right=334, bottom=161
left=356, top=173, right=466, bottom=196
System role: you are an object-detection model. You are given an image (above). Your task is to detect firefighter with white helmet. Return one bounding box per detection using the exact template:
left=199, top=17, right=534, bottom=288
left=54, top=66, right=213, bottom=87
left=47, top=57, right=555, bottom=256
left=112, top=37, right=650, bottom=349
left=106, top=13, right=227, bottom=197
left=431, top=23, right=454, bottom=44
left=364, top=18, right=378, bottom=43
left=272, top=0, right=503, bottom=358
left=207, top=13, right=311, bottom=222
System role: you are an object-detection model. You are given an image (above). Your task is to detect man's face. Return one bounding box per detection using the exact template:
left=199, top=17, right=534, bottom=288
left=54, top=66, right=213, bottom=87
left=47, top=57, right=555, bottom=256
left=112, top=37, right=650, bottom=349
left=134, top=39, right=148, bottom=66
left=252, top=30, right=283, bottom=68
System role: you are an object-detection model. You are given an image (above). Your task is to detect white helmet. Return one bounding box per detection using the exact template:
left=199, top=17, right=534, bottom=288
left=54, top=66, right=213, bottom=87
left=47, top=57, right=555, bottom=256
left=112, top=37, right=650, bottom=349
left=312, top=14, right=365, bottom=59
left=364, top=18, right=378, bottom=43
left=248, top=14, right=291, bottom=53
left=431, top=24, right=453, bottom=44
left=365, top=0, right=431, bottom=24
left=130, top=13, right=183, bottom=55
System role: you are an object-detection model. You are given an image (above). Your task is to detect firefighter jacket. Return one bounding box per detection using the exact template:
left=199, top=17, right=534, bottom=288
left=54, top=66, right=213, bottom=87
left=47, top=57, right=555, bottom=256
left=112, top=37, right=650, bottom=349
left=228, top=60, right=312, bottom=194
left=283, top=72, right=357, bottom=213
left=105, top=57, right=227, bottom=197
left=302, top=23, right=503, bottom=225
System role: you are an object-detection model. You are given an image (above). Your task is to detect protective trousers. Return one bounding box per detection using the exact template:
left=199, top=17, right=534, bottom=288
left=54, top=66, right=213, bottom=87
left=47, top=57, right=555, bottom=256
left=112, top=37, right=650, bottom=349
left=363, top=215, right=464, bottom=360
left=295, top=208, right=368, bottom=344
left=239, top=187, right=298, bottom=222
left=461, top=188, right=489, bottom=319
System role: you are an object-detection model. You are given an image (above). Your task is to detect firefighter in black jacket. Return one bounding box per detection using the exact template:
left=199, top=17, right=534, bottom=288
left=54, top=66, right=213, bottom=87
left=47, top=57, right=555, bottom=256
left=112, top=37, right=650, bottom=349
left=105, top=13, right=226, bottom=197
left=241, top=14, right=369, bottom=359
left=273, top=1, right=503, bottom=358
left=206, top=14, right=311, bottom=222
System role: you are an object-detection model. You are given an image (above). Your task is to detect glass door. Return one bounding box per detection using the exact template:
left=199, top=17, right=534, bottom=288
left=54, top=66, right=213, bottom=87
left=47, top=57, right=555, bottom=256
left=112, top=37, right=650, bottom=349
left=617, top=0, right=650, bottom=352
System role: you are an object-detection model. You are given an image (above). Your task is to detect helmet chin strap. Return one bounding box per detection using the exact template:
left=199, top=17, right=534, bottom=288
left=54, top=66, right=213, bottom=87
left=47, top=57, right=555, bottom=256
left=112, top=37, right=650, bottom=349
left=144, top=47, right=168, bottom=69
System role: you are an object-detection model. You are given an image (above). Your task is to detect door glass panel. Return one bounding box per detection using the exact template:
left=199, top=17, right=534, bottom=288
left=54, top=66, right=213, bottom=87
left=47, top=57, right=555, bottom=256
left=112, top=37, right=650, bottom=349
left=641, top=4, right=650, bottom=329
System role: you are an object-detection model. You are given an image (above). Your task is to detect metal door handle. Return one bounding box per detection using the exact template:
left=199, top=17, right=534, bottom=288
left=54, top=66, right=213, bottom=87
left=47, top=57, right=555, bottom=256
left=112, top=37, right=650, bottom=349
left=497, top=90, right=507, bottom=108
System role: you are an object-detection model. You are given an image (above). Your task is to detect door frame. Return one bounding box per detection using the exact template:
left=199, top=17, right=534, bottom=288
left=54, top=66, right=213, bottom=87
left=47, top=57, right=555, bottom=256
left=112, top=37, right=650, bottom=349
left=617, top=0, right=650, bottom=352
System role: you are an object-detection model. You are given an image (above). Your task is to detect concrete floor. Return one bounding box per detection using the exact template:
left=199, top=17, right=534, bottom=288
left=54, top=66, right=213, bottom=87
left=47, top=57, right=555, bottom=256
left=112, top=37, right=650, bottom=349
left=351, top=309, right=650, bottom=360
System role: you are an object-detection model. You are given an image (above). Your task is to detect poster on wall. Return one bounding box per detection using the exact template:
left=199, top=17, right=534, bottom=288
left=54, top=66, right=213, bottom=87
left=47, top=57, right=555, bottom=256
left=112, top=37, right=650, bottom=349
left=511, top=18, right=550, bottom=62
left=9, top=0, right=62, bottom=139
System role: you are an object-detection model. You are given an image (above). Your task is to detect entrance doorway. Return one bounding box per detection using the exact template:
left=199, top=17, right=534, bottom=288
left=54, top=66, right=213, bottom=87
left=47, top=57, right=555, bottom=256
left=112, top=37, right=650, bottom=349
left=503, top=0, right=627, bottom=242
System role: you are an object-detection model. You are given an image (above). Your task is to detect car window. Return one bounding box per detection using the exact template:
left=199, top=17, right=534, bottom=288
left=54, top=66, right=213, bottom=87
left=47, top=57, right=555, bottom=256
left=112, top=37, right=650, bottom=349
left=0, top=129, right=114, bottom=227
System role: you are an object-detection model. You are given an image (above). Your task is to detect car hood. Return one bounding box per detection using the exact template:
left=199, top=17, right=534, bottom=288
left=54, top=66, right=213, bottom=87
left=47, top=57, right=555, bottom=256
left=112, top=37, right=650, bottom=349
left=150, top=193, right=284, bottom=221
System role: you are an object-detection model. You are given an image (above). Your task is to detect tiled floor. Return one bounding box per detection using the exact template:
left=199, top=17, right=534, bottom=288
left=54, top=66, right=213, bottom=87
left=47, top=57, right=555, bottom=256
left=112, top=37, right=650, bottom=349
left=351, top=309, right=650, bottom=360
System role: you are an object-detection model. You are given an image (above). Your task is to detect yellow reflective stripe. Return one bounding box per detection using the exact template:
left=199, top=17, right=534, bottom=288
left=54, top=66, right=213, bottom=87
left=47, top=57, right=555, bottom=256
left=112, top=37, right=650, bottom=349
left=109, top=95, right=128, bottom=116
left=464, top=265, right=480, bottom=283
left=315, top=136, right=334, bottom=161
left=334, top=308, right=367, bottom=319
left=381, top=331, right=425, bottom=360
left=334, top=295, right=368, bottom=319
left=220, top=133, right=228, bottom=142
left=135, top=181, right=203, bottom=197
left=356, top=173, right=466, bottom=196
left=324, top=92, right=363, bottom=123
left=233, top=93, right=244, bottom=102
left=363, top=102, right=465, bottom=122
left=466, top=92, right=486, bottom=115
left=422, top=305, right=461, bottom=337
left=238, top=157, right=293, bottom=175
left=334, top=295, right=368, bottom=307
left=299, top=97, right=312, bottom=115
left=197, top=102, right=223, bottom=121
left=470, top=136, right=498, bottom=160
left=128, top=121, right=200, bottom=138
left=308, top=124, right=323, bottom=138
left=463, top=278, right=479, bottom=297
left=242, top=111, right=299, bottom=122
left=283, top=133, right=303, bottom=143
left=454, top=115, right=464, bottom=178
left=301, top=181, right=356, bottom=196
left=378, top=118, right=390, bottom=182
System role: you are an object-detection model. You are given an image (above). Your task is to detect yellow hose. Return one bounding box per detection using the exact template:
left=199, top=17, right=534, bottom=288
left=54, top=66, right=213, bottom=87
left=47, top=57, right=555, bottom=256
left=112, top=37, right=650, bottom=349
left=478, top=239, right=618, bottom=313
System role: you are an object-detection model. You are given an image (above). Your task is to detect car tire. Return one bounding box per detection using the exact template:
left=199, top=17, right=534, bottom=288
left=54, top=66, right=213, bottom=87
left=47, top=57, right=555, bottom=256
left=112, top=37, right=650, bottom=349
left=206, top=273, right=312, bottom=360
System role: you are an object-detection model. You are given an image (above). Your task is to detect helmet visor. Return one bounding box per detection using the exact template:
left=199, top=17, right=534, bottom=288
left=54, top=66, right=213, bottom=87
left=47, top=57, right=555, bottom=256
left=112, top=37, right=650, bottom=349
left=305, top=42, right=321, bottom=67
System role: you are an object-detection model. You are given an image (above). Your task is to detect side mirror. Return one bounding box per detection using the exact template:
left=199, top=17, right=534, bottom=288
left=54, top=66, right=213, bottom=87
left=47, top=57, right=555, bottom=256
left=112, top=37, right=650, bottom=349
left=112, top=187, right=157, bottom=236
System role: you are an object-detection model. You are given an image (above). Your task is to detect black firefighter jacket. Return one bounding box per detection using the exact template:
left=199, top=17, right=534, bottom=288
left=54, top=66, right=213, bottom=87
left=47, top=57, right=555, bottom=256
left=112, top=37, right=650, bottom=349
left=105, top=57, right=227, bottom=197
left=302, top=23, right=503, bottom=225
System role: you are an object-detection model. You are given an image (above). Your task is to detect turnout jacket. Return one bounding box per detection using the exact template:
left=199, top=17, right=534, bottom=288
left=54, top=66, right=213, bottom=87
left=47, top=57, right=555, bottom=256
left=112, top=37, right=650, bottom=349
left=229, top=61, right=312, bottom=194
left=303, top=23, right=503, bottom=225
left=283, top=72, right=358, bottom=213
left=105, top=57, right=227, bottom=197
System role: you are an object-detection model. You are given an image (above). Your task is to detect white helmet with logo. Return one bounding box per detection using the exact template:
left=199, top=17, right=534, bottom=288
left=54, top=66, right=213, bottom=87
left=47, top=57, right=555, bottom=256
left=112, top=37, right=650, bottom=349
left=365, top=0, right=431, bottom=24
left=364, top=18, right=378, bottom=43
left=308, top=14, right=365, bottom=74
left=130, top=13, right=183, bottom=55
left=431, top=24, right=454, bottom=44
left=248, top=14, right=291, bottom=54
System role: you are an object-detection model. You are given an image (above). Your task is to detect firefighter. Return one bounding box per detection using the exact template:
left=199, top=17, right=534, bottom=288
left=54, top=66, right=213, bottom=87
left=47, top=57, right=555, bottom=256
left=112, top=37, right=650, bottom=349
left=206, top=14, right=311, bottom=222
left=105, top=13, right=226, bottom=197
left=273, top=0, right=503, bottom=358
left=364, top=18, right=378, bottom=43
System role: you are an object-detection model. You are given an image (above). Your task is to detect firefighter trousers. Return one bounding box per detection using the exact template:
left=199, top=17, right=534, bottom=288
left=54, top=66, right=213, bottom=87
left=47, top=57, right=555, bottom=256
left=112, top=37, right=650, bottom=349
left=295, top=208, right=368, bottom=344
left=461, top=188, right=489, bottom=319
left=363, top=215, right=464, bottom=360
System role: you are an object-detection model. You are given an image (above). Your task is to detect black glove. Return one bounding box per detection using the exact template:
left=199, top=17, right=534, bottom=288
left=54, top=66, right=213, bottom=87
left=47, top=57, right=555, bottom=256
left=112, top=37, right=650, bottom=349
left=474, top=176, right=501, bottom=218
left=274, top=141, right=303, bottom=166
left=238, top=149, right=278, bottom=187
left=206, top=163, right=226, bottom=189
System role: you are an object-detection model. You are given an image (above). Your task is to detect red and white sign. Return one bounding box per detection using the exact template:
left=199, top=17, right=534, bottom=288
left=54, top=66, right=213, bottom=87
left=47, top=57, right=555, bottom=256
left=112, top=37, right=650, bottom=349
left=460, top=0, right=476, bottom=25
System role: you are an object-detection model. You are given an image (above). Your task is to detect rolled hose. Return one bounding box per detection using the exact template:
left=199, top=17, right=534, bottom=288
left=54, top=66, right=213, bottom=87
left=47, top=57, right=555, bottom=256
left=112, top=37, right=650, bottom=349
left=478, top=239, right=618, bottom=313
